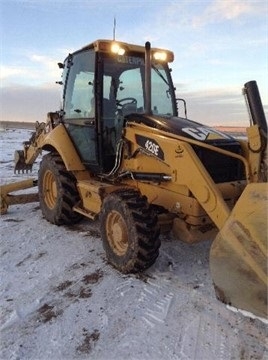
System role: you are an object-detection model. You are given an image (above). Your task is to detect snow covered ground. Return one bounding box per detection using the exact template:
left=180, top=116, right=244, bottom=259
left=0, top=128, right=267, bottom=360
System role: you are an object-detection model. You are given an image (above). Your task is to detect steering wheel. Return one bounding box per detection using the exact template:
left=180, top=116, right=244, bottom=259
left=116, top=97, right=137, bottom=108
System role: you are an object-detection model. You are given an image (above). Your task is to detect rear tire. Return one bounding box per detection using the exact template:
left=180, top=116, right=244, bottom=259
left=38, top=152, right=82, bottom=225
left=100, top=189, right=160, bottom=273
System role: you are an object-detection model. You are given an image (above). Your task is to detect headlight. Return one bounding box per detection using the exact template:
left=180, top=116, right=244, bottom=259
left=111, top=43, right=126, bottom=55
left=153, top=51, right=167, bottom=61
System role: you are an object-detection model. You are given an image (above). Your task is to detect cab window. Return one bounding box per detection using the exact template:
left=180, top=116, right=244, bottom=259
left=64, top=50, right=95, bottom=119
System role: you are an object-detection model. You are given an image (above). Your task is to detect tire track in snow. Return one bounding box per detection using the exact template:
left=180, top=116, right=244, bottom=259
left=138, top=278, right=174, bottom=327
left=178, top=312, right=232, bottom=360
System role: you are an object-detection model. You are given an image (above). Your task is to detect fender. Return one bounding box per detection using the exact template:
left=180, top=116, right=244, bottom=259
left=42, top=124, right=85, bottom=171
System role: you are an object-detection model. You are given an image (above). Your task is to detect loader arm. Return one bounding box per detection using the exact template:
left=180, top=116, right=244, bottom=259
left=174, top=123, right=267, bottom=318
left=122, top=93, right=267, bottom=318
left=239, top=81, right=268, bottom=183
left=174, top=141, right=231, bottom=229
left=210, top=81, right=268, bottom=318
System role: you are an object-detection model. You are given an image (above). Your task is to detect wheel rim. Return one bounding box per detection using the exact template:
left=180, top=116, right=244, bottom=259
left=43, top=169, right=58, bottom=209
left=106, top=210, right=129, bottom=256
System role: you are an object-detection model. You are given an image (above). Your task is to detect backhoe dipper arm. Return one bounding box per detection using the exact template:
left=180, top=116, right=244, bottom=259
left=14, top=115, right=55, bottom=173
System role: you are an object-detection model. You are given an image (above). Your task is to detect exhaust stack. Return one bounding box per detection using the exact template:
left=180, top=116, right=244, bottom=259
left=145, top=41, right=152, bottom=115
left=243, top=80, right=267, bottom=137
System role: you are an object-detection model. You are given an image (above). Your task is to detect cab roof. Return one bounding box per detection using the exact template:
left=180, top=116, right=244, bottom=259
left=79, top=39, right=174, bottom=62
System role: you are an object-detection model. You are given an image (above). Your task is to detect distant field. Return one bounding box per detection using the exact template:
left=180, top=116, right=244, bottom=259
left=214, top=125, right=246, bottom=137
left=0, top=120, right=246, bottom=136
left=0, top=121, right=36, bottom=130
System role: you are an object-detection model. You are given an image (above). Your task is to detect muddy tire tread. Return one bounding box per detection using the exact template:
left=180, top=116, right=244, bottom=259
left=39, top=153, right=82, bottom=225
left=100, top=189, right=160, bottom=273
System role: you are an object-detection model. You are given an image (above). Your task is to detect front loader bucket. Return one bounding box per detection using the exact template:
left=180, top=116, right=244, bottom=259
left=210, top=183, right=268, bottom=318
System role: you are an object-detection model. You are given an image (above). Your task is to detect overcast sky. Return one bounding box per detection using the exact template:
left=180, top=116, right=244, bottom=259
left=0, top=0, right=267, bottom=126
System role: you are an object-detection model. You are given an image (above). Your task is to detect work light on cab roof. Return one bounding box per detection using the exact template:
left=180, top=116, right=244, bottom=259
left=111, top=42, right=126, bottom=55
left=153, top=51, right=167, bottom=61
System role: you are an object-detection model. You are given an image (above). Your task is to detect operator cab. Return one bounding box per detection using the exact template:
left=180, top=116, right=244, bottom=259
left=60, top=40, right=176, bottom=173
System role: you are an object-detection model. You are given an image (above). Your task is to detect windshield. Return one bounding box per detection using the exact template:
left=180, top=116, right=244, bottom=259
left=102, top=53, right=176, bottom=116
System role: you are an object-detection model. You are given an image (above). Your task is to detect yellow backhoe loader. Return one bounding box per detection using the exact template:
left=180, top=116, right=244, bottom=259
left=1, top=40, right=267, bottom=318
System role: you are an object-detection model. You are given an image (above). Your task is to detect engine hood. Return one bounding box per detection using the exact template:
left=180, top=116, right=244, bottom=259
left=126, top=113, right=238, bottom=145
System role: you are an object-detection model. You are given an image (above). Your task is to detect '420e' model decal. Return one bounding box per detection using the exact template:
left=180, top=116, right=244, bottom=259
left=181, top=126, right=232, bottom=141
left=135, top=135, right=165, bottom=160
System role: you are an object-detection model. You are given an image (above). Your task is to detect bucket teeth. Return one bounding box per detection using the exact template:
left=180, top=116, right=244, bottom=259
left=14, top=150, right=33, bottom=174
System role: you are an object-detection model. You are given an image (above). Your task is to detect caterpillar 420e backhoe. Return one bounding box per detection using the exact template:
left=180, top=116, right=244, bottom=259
left=1, top=40, right=267, bottom=318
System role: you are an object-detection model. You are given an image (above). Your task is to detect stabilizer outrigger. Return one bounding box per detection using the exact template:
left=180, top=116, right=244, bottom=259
left=0, top=178, right=38, bottom=215
left=1, top=115, right=56, bottom=214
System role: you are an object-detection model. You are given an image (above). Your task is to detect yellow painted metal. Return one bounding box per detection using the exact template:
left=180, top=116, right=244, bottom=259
left=3, top=59, right=266, bottom=321
left=14, top=121, right=45, bottom=173
left=76, top=180, right=103, bottom=215
left=75, top=179, right=123, bottom=218
left=245, top=124, right=263, bottom=182
left=172, top=217, right=218, bottom=244
left=14, top=117, right=86, bottom=175
left=124, top=121, right=251, bottom=181
left=42, top=170, right=57, bottom=210
left=123, top=124, right=234, bottom=230
left=85, top=39, right=174, bottom=62
left=42, top=124, right=85, bottom=171
left=210, top=183, right=268, bottom=318
left=0, top=179, right=38, bottom=214
left=106, top=210, right=128, bottom=256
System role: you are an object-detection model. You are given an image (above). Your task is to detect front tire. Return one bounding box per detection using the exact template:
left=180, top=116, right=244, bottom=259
left=38, top=152, right=82, bottom=225
left=100, top=189, right=160, bottom=273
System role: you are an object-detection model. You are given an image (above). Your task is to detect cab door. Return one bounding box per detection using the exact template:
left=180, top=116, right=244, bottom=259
left=62, top=49, right=99, bottom=170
